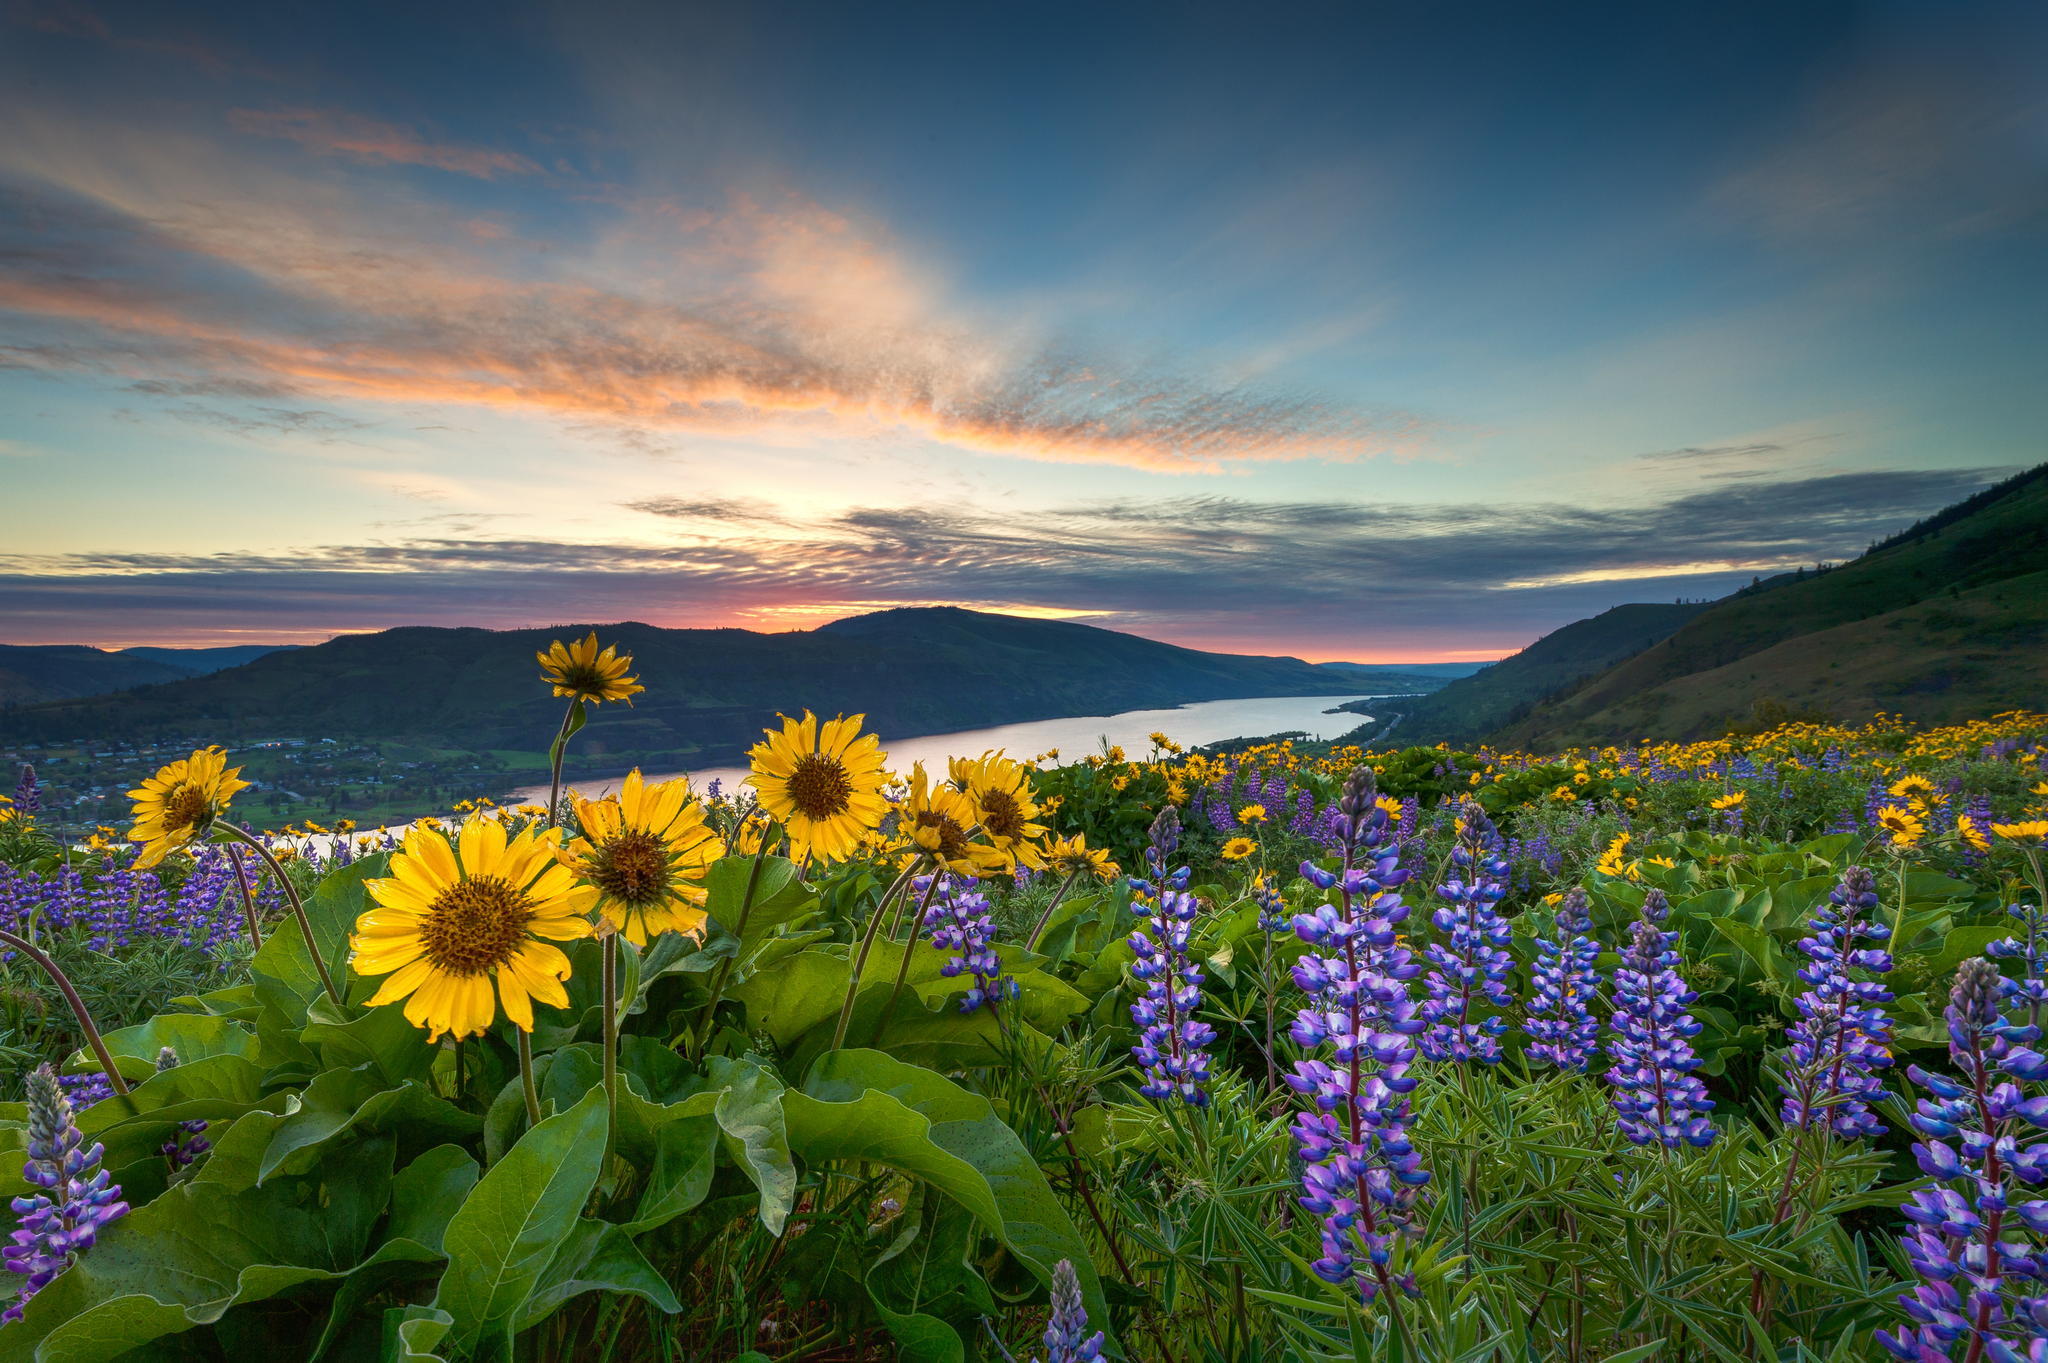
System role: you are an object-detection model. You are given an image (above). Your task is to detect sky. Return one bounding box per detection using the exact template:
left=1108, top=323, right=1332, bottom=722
left=1, top=0, right=2044, bottom=661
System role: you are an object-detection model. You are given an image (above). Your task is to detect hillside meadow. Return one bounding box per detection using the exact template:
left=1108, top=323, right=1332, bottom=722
left=1, top=633, right=2046, bottom=1361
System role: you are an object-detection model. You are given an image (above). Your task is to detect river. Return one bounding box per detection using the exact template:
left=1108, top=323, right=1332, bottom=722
left=513, top=693, right=1382, bottom=802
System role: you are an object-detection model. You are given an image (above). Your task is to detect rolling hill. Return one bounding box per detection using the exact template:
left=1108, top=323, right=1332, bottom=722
left=0, top=644, right=298, bottom=707
left=0, top=607, right=1403, bottom=774
left=1352, top=603, right=1709, bottom=747
left=1491, top=462, right=2048, bottom=748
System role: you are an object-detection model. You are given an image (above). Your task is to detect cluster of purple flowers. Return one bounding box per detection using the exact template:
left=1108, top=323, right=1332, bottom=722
left=1418, top=802, right=1514, bottom=1064
left=1284, top=767, right=1429, bottom=1301
left=1780, top=866, right=1895, bottom=1139
left=1127, top=809, right=1213, bottom=1107
left=1525, top=888, right=1603, bottom=1073
left=1030, top=1259, right=1104, bottom=1363
left=1880, top=958, right=2048, bottom=1362
left=921, top=873, right=1013, bottom=1013
left=11, top=767, right=38, bottom=818
left=1604, top=891, right=1716, bottom=1149
left=55, top=1073, right=115, bottom=1111
left=1989, top=896, right=2048, bottom=1033
left=0, top=844, right=279, bottom=960
left=5, top=1064, right=127, bottom=1324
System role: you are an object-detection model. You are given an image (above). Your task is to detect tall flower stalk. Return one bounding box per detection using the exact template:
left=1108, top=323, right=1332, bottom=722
left=1128, top=808, right=1213, bottom=1107
left=1879, top=958, right=2048, bottom=1362
left=1284, top=767, right=1429, bottom=1305
left=1418, top=801, right=1514, bottom=1065
left=1525, top=888, right=1602, bottom=1072
left=1604, top=894, right=1716, bottom=1149
left=5, top=1065, right=128, bottom=1323
left=1781, top=865, right=1895, bottom=1139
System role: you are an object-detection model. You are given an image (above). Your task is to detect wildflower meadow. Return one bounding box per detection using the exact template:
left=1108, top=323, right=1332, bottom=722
left=3, top=635, right=2047, bottom=1362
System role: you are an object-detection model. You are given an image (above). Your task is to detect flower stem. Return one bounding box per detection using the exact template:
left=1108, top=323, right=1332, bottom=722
left=0, top=927, right=132, bottom=1103
left=832, top=857, right=928, bottom=1053
left=546, top=698, right=580, bottom=828
left=225, top=844, right=263, bottom=951
left=1021, top=868, right=1085, bottom=953
left=870, top=873, right=948, bottom=1047
left=223, top=824, right=342, bottom=1008
left=694, top=841, right=779, bottom=1056
left=517, top=1026, right=541, bottom=1126
left=601, top=933, right=619, bottom=1142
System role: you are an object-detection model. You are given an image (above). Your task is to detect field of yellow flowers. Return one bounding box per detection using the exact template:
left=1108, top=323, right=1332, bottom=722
left=1, top=632, right=2045, bottom=1362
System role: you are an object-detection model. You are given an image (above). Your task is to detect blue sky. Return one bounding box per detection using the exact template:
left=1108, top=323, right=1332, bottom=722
left=1, top=0, right=2043, bottom=658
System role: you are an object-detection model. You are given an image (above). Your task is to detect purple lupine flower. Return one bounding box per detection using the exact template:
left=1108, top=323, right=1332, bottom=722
left=5, top=1064, right=128, bottom=1323
left=1030, top=1258, right=1104, bottom=1363
left=1285, top=766, right=1429, bottom=1303
left=153, top=1048, right=211, bottom=1169
left=11, top=766, right=38, bottom=818
left=1418, top=801, right=1514, bottom=1064
left=1604, top=904, right=1716, bottom=1149
left=55, top=1072, right=114, bottom=1112
left=1989, top=896, right=2048, bottom=1034
left=922, top=874, right=1013, bottom=1013
left=1780, top=866, right=1894, bottom=1138
left=1129, top=808, right=1213, bottom=1107
left=1879, top=958, right=2048, bottom=1362
left=1205, top=788, right=1239, bottom=833
left=1526, top=888, right=1603, bottom=1073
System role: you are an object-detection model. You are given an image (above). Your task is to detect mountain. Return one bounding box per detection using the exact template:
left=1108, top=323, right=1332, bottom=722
left=119, top=645, right=296, bottom=675
left=1491, top=462, right=2048, bottom=748
left=1316, top=661, right=1493, bottom=679
left=1348, top=603, right=1710, bottom=747
left=0, top=607, right=1380, bottom=773
left=0, top=646, right=196, bottom=706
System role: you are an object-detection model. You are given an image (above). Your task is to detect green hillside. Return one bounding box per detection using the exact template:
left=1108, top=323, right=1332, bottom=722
left=0, top=607, right=1375, bottom=775
left=1492, top=462, right=2048, bottom=747
left=0, top=645, right=193, bottom=706
left=1355, top=602, right=1708, bottom=747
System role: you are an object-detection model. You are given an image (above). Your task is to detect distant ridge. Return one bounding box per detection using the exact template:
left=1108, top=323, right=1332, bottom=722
left=1491, top=462, right=2048, bottom=747
left=0, top=607, right=1430, bottom=773
left=0, top=644, right=297, bottom=707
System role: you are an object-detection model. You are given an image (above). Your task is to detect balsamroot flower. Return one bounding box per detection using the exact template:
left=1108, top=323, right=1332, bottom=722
left=1605, top=900, right=1716, bottom=1149
left=1879, top=958, right=2048, bottom=1362
left=1043, top=833, right=1118, bottom=882
left=1285, top=766, right=1429, bottom=1302
left=1129, top=807, right=1214, bottom=1107
left=1032, top=1258, right=1104, bottom=1363
left=1780, top=865, right=1894, bottom=1138
left=748, top=712, right=891, bottom=864
left=352, top=818, right=596, bottom=1041
left=922, top=873, right=1013, bottom=1012
left=1419, top=801, right=1515, bottom=1064
left=5, top=1064, right=127, bottom=1323
left=950, top=752, right=1049, bottom=871
left=559, top=770, right=724, bottom=947
left=899, top=764, right=996, bottom=876
left=535, top=632, right=644, bottom=705
left=1525, top=887, right=1603, bottom=1073
left=126, top=746, right=251, bottom=870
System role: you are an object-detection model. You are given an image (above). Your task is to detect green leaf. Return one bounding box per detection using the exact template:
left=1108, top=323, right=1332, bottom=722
left=308, top=1145, right=479, bottom=1360
left=788, top=1049, right=1107, bottom=1335
left=87, top=1014, right=259, bottom=1081
left=703, top=854, right=815, bottom=947
left=253, top=856, right=387, bottom=1020
left=259, top=1070, right=478, bottom=1184
left=1596, top=1343, right=1669, bottom=1363
left=625, top=1113, right=720, bottom=1234
left=384, top=1306, right=455, bottom=1362
left=432, top=1088, right=609, bottom=1361
left=513, top=1219, right=681, bottom=1332
left=706, top=1056, right=796, bottom=1234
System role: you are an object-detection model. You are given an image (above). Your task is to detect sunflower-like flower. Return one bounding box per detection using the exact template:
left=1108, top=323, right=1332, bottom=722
left=1992, top=819, right=2048, bottom=847
left=1220, top=836, right=1256, bottom=861
left=747, top=712, right=890, bottom=863
left=352, top=818, right=596, bottom=1041
left=127, top=746, right=251, bottom=870
left=1044, top=832, right=1119, bottom=881
left=949, top=752, right=1049, bottom=871
left=1957, top=812, right=1992, bottom=853
left=1875, top=804, right=1925, bottom=848
left=1710, top=791, right=1746, bottom=810
left=899, top=764, right=995, bottom=875
left=1237, top=803, right=1268, bottom=825
left=560, top=770, right=725, bottom=947
left=1887, top=773, right=1937, bottom=800
left=537, top=632, right=644, bottom=705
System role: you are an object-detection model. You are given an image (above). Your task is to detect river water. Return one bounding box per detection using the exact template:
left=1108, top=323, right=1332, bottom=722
left=514, top=693, right=1381, bottom=802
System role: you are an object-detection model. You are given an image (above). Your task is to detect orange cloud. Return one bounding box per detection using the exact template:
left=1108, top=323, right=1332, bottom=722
left=227, top=107, right=544, bottom=179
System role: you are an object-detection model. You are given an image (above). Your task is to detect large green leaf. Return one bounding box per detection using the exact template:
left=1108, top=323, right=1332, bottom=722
left=433, top=1089, right=608, bottom=1360
left=705, top=1056, right=796, bottom=1234
left=513, top=1220, right=681, bottom=1332
left=253, top=856, right=388, bottom=1020
left=87, top=1014, right=260, bottom=1081
left=704, top=854, right=815, bottom=946
left=310, top=1145, right=480, bottom=1361
left=788, top=1050, right=1107, bottom=1334
left=864, top=1194, right=995, bottom=1363
left=259, top=1069, right=478, bottom=1184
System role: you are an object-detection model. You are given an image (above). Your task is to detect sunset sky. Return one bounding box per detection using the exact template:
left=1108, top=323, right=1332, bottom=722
left=2, top=0, right=2044, bottom=660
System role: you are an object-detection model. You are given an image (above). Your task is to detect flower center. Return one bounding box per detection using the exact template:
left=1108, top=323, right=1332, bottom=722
left=787, top=753, right=854, bottom=820
left=588, top=830, right=670, bottom=907
left=419, top=876, right=531, bottom=976
left=978, top=789, right=1026, bottom=841
left=162, top=784, right=212, bottom=835
left=914, top=809, right=970, bottom=860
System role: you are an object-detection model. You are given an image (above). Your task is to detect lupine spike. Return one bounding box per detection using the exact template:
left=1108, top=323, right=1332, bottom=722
left=1780, top=865, right=1894, bottom=1138
left=1285, top=765, right=1430, bottom=1302
left=1419, top=801, right=1514, bottom=1064
left=1526, top=888, right=1603, bottom=1072
left=1128, top=807, right=1212, bottom=1107
left=1604, top=905, right=1716, bottom=1148
left=1030, top=1258, right=1104, bottom=1363
left=5, top=1064, right=128, bottom=1322
left=921, top=872, right=1013, bottom=1013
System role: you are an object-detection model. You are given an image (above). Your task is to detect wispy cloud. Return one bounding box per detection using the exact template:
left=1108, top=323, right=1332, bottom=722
left=227, top=108, right=544, bottom=179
